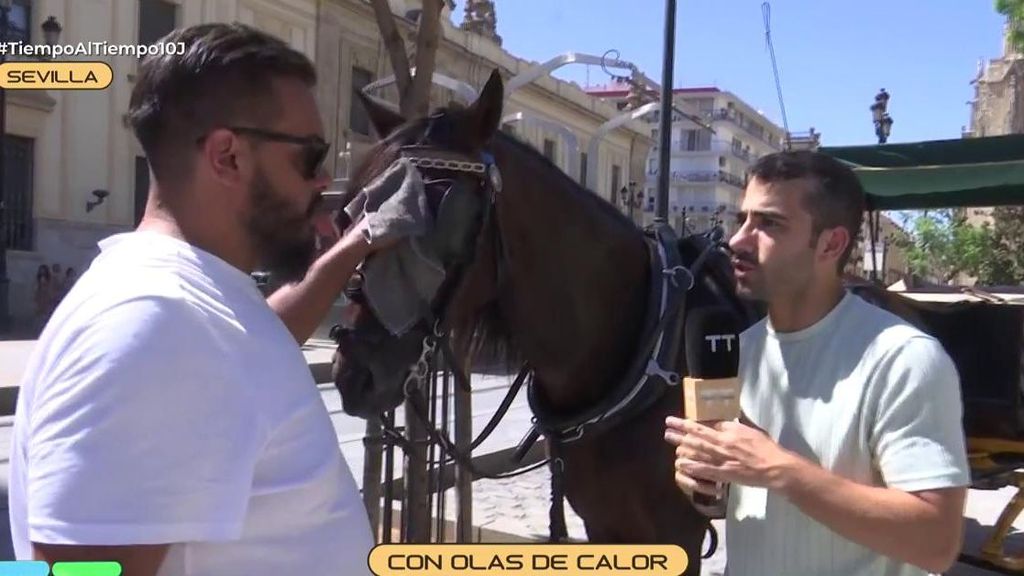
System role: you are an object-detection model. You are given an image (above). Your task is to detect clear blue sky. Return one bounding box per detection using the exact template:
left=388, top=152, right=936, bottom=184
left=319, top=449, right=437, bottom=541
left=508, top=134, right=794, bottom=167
left=453, top=1, right=1007, bottom=147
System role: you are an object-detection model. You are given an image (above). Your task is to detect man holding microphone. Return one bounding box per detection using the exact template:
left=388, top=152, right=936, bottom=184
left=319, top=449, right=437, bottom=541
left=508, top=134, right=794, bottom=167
left=665, top=151, right=970, bottom=576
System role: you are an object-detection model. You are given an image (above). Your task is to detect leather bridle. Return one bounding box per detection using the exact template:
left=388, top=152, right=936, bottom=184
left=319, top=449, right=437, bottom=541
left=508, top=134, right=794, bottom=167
left=334, top=141, right=545, bottom=481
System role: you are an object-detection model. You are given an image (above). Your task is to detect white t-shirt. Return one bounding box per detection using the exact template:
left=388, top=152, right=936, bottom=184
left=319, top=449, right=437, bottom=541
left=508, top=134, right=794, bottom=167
left=726, top=291, right=970, bottom=576
left=8, top=232, right=374, bottom=576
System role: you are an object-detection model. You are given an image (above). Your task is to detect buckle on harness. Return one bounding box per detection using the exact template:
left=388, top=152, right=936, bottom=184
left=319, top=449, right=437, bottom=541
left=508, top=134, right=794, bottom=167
left=663, top=265, right=695, bottom=291
left=645, top=358, right=680, bottom=386
left=562, top=425, right=585, bottom=443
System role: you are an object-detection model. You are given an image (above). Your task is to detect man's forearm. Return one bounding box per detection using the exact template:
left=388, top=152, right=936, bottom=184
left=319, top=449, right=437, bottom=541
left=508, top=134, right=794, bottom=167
left=779, top=457, right=964, bottom=573
left=268, top=234, right=371, bottom=344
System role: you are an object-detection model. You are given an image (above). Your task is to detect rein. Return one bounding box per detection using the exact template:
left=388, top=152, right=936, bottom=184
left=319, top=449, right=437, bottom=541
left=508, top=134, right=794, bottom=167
left=531, top=223, right=727, bottom=549
left=523, top=224, right=724, bottom=445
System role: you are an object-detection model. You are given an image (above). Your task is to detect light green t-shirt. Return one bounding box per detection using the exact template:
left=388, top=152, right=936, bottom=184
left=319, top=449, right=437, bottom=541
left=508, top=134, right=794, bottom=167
left=726, top=291, right=970, bottom=576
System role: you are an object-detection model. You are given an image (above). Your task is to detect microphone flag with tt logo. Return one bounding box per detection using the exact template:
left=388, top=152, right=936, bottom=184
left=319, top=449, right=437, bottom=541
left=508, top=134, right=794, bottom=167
left=681, top=305, right=742, bottom=516
left=683, top=305, right=741, bottom=422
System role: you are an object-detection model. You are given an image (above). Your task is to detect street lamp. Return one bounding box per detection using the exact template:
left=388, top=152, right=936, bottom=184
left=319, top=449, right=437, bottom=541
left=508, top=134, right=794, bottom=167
left=41, top=16, right=62, bottom=50
left=870, top=88, right=893, bottom=144
left=618, top=182, right=643, bottom=223
left=710, top=204, right=726, bottom=231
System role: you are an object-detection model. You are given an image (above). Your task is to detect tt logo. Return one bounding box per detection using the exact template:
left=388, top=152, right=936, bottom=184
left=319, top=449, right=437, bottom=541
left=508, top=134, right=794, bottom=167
left=705, top=334, right=737, bottom=353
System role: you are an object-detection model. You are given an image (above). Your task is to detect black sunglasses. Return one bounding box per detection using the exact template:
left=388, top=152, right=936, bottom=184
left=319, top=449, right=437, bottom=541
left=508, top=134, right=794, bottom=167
left=216, top=126, right=330, bottom=180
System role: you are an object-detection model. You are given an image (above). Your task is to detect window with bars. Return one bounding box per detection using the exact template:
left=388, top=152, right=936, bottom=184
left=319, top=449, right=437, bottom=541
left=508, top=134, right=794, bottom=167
left=2, top=136, right=35, bottom=251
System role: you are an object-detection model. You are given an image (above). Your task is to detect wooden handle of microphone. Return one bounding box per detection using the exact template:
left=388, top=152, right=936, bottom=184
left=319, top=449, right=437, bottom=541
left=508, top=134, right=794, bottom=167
left=682, top=376, right=741, bottom=516
left=682, top=376, right=740, bottom=422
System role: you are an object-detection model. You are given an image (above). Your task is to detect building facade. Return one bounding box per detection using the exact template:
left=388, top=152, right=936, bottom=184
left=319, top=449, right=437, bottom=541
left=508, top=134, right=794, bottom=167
left=1, top=0, right=651, bottom=329
left=967, top=21, right=1024, bottom=139
left=963, top=20, right=1023, bottom=231
left=586, top=84, right=787, bottom=236
left=846, top=213, right=910, bottom=287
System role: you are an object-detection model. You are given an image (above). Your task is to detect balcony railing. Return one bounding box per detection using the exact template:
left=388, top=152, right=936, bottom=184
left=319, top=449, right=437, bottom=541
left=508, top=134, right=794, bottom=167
left=703, top=108, right=783, bottom=148
left=718, top=171, right=746, bottom=188
left=662, top=139, right=760, bottom=163
left=646, top=169, right=747, bottom=189
left=727, top=145, right=753, bottom=162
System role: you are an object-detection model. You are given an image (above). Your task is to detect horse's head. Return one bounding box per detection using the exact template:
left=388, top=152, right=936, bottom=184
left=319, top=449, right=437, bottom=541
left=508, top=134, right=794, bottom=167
left=332, top=70, right=506, bottom=418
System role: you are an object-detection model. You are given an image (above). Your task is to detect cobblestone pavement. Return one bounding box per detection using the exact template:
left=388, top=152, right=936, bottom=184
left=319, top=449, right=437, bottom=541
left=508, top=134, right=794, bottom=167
left=453, top=464, right=1024, bottom=576
left=6, top=335, right=1012, bottom=574
left=458, top=466, right=589, bottom=543
left=443, top=465, right=728, bottom=575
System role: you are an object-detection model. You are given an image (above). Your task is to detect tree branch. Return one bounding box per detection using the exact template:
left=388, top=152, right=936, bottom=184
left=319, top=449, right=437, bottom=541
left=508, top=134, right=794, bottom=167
left=408, top=0, right=444, bottom=117
left=369, top=0, right=412, bottom=107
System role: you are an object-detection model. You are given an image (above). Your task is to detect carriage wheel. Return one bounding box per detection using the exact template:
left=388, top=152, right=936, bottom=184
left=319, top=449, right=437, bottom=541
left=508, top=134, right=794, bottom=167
left=980, top=470, right=1024, bottom=573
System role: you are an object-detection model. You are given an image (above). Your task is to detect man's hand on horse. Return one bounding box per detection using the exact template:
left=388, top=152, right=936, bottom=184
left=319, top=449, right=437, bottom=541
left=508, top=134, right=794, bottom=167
left=339, top=216, right=402, bottom=255
left=664, top=416, right=804, bottom=493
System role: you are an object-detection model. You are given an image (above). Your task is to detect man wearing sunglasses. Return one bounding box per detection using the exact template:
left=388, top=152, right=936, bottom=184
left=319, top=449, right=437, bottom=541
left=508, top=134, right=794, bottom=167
left=9, top=23, right=392, bottom=576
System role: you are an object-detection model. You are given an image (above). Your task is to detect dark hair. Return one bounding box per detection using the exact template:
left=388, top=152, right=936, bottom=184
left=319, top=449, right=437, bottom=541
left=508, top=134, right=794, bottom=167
left=748, top=150, right=866, bottom=271
left=127, top=23, right=317, bottom=184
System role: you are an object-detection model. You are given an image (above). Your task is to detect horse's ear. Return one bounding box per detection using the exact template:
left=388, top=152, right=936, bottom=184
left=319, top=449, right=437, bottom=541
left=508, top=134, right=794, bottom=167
left=355, top=90, right=406, bottom=138
left=467, top=69, right=504, bottom=147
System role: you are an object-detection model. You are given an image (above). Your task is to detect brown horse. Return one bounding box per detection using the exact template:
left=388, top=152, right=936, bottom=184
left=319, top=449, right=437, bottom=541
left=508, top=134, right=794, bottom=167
left=331, top=70, right=757, bottom=574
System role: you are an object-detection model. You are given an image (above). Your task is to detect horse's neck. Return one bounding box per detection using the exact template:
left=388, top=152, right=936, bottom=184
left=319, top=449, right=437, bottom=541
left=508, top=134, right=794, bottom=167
left=495, top=140, right=651, bottom=411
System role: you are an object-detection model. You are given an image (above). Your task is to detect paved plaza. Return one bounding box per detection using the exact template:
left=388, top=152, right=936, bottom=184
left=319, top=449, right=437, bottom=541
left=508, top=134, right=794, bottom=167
left=0, top=336, right=1021, bottom=574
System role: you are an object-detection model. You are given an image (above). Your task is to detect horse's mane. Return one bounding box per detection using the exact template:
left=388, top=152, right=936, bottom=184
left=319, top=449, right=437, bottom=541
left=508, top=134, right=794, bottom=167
left=493, top=130, right=642, bottom=230
left=456, top=123, right=655, bottom=372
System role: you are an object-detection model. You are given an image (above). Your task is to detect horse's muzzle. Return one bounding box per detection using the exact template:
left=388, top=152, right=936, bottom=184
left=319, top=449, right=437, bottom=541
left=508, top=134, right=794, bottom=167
left=331, top=323, right=428, bottom=419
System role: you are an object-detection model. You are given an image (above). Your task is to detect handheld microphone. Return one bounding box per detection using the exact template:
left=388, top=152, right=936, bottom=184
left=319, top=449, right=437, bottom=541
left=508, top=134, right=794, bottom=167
left=681, top=305, right=742, bottom=516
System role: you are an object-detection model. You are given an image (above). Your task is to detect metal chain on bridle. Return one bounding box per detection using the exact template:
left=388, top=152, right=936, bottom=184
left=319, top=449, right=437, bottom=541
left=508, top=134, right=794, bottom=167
left=405, top=156, right=487, bottom=174
left=375, top=151, right=548, bottom=484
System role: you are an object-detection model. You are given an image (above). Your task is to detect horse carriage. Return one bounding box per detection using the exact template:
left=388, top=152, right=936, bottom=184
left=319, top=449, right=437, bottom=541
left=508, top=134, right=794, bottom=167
left=822, top=135, right=1024, bottom=575
left=327, top=70, right=1024, bottom=575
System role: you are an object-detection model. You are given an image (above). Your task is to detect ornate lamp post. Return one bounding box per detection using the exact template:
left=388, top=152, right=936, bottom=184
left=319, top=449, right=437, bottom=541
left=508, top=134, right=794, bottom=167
left=870, top=88, right=893, bottom=144
left=619, top=182, right=643, bottom=223
left=41, top=16, right=62, bottom=48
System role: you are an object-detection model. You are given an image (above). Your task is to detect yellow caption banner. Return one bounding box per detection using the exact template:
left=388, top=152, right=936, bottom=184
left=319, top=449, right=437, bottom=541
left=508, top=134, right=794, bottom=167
left=368, top=544, right=688, bottom=575
left=0, top=62, right=113, bottom=90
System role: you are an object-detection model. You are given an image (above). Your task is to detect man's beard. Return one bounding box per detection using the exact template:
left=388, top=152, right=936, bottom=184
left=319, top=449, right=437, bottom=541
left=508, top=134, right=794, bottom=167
left=732, top=252, right=766, bottom=301
left=245, top=168, right=320, bottom=285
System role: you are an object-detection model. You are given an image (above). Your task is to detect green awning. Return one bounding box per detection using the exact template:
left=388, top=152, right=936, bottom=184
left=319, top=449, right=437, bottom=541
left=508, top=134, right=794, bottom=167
left=820, top=134, right=1024, bottom=211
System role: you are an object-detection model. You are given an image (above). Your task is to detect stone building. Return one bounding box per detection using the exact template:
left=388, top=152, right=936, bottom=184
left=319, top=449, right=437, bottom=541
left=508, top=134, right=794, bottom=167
left=963, top=19, right=1024, bottom=229
left=967, top=21, right=1024, bottom=139
left=0, top=0, right=651, bottom=330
